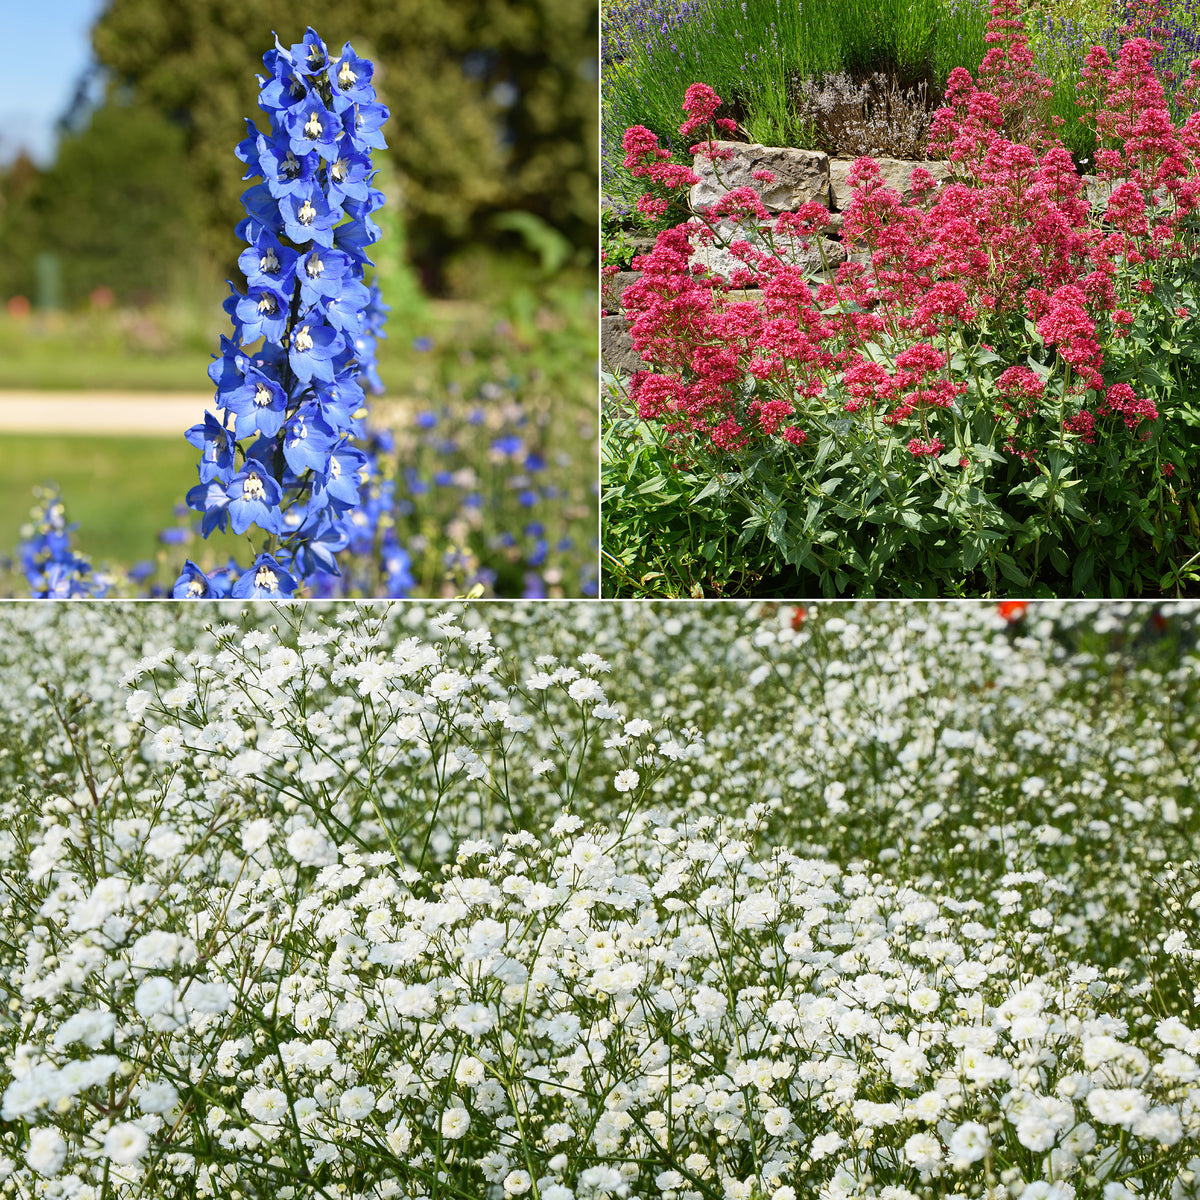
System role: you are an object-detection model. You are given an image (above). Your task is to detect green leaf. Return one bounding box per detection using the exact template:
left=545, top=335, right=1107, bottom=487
left=1072, top=551, right=1094, bottom=593
left=996, top=554, right=1029, bottom=586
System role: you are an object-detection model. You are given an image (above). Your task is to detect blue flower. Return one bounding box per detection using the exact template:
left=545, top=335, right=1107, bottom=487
left=287, top=311, right=344, bottom=382
left=184, top=26, right=390, bottom=594
left=230, top=553, right=299, bottom=598
left=18, top=492, right=105, bottom=599
left=173, top=560, right=226, bottom=598
left=226, top=465, right=284, bottom=535
left=282, top=405, right=338, bottom=474
left=328, top=44, right=376, bottom=110
left=222, top=365, right=290, bottom=438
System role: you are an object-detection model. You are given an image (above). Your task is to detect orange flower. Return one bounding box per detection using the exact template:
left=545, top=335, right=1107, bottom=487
left=791, top=606, right=808, bottom=630
left=998, top=600, right=1029, bottom=622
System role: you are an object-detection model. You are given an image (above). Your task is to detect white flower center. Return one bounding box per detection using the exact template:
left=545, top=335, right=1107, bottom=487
left=254, top=383, right=271, bottom=407
left=306, top=253, right=324, bottom=279
left=331, top=159, right=347, bottom=182
left=261, top=248, right=280, bottom=274
left=187, top=579, right=205, bottom=598
left=255, top=566, right=279, bottom=591
left=282, top=151, right=300, bottom=178
left=330, top=458, right=341, bottom=479
left=243, top=473, right=267, bottom=501
left=339, top=62, right=357, bottom=88
left=293, top=327, right=314, bottom=353
left=298, top=200, right=316, bottom=225
left=304, top=112, right=323, bottom=139
left=257, top=294, right=277, bottom=314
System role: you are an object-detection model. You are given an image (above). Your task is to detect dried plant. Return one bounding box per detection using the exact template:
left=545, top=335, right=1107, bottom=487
left=790, top=70, right=938, bottom=158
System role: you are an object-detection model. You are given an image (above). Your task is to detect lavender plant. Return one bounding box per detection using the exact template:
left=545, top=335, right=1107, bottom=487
left=177, top=28, right=390, bottom=600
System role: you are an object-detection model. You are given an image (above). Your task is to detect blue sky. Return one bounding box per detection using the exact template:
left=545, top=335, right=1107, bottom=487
left=0, top=0, right=108, bottom=165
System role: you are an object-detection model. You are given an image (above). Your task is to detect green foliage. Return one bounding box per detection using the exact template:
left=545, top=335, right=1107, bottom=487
left=0, top=100, right=202, bottom=307
left=90, top=0, right=598, bottom=283
left=602, top=392, right=820, bottom=597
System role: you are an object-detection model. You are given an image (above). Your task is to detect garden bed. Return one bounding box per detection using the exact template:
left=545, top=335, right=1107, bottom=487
left=601, top=0, right=1200, bottom=598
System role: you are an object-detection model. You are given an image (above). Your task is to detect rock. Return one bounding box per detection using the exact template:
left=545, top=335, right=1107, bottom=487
left=687, top=218, right=847, bottom=283
left=1081, top=174, right=1167, bottom=212
left=601, top=314, right=654, bottom=376
left=601, top=271, right=642, bottom=314
left=1082, top=175, right=1115, bottom=209
left=691, top=142, right=831, bottom=213
left=828, top=158, right=952, bottom=209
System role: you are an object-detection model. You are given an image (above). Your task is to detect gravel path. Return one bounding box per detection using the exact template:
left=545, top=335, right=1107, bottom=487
left=0, top=391, right=215, bottom=436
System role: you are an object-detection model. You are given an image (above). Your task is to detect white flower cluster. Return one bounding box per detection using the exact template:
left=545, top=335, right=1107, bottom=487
left=0, top=600, right=1197, bottom=1200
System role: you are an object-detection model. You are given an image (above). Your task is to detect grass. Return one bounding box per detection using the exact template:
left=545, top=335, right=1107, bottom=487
left=0, top=435, right=245, bottom=570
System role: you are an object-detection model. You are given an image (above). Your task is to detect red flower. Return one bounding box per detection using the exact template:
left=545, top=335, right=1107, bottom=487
left=998, top=600, right=1029, bottom=622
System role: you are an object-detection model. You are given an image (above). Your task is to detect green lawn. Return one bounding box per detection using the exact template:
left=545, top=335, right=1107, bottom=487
left=0, top=435, right=243, bottom=571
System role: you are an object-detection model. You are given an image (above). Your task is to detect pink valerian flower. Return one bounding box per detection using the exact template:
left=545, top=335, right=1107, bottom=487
left=1106, top=180, right=1150, bottom=237
left=704, top=187, right=771, bottom=224
left=637, top=195, right=670, bottom=220
left=751, top=169, right=777, bottom=184
left=679, top=83, right=722, bottom=139
left=996, top=365, right=1045, bottom=400
left=622, top=126, right=670, bottom=173
left=781, top=425, right=808, bottom=446
left=842, top=358, right=897, bottom=406
left=750, top=399, right=795, bottom=435
left=895, top=342, right=948, bottom=377
left=690, top=140, right=736, bottom=164
left=911, top=282, right=975, bottom=335
left=1101, top=382, right=1158, bottom=427
left=907, top=437, right=945, bottom=458
left=775, top=204, right=835, bottom=239
left=710, top=416, right=747, bottom=450
left=1036, top=286, right=1105, bottom=387
left=615, top=45, right=1200, bottom=469
left=1064, top=409, right=1097, bottom=443
left=630, top=373, right=685, bottom=420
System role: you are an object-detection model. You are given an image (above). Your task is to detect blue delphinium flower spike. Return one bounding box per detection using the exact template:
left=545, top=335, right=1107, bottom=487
left=183, top=27, right=390, bottom=597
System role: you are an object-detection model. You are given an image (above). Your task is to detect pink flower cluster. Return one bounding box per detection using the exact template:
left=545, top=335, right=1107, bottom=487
left=619, top=0, right=1187, bottom=469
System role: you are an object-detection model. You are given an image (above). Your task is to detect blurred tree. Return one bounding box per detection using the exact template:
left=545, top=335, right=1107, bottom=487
left=0, top=98, right=200, bottom=306
left=90, top=0, right=598, bottom=285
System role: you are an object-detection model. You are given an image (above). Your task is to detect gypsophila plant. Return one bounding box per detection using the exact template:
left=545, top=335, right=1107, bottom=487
left=1, top=600, right=1199, bottom=1199
left=178, top=28, right=391, bottom=600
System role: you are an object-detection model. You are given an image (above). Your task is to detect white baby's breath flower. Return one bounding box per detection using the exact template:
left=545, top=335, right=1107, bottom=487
left=613, top=769, right=639, bottom=793
left=103, top=1122, right=149, bottom=1165
left=286, top=825, right=336, bottom=867
left=26, top=1127, right=67, bottom=1176
left=338, top=1086, right=376, bottom=1121
left=152, top=726, right=187, bottom=762
left=441, top=1106, right=470, bottom=1139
